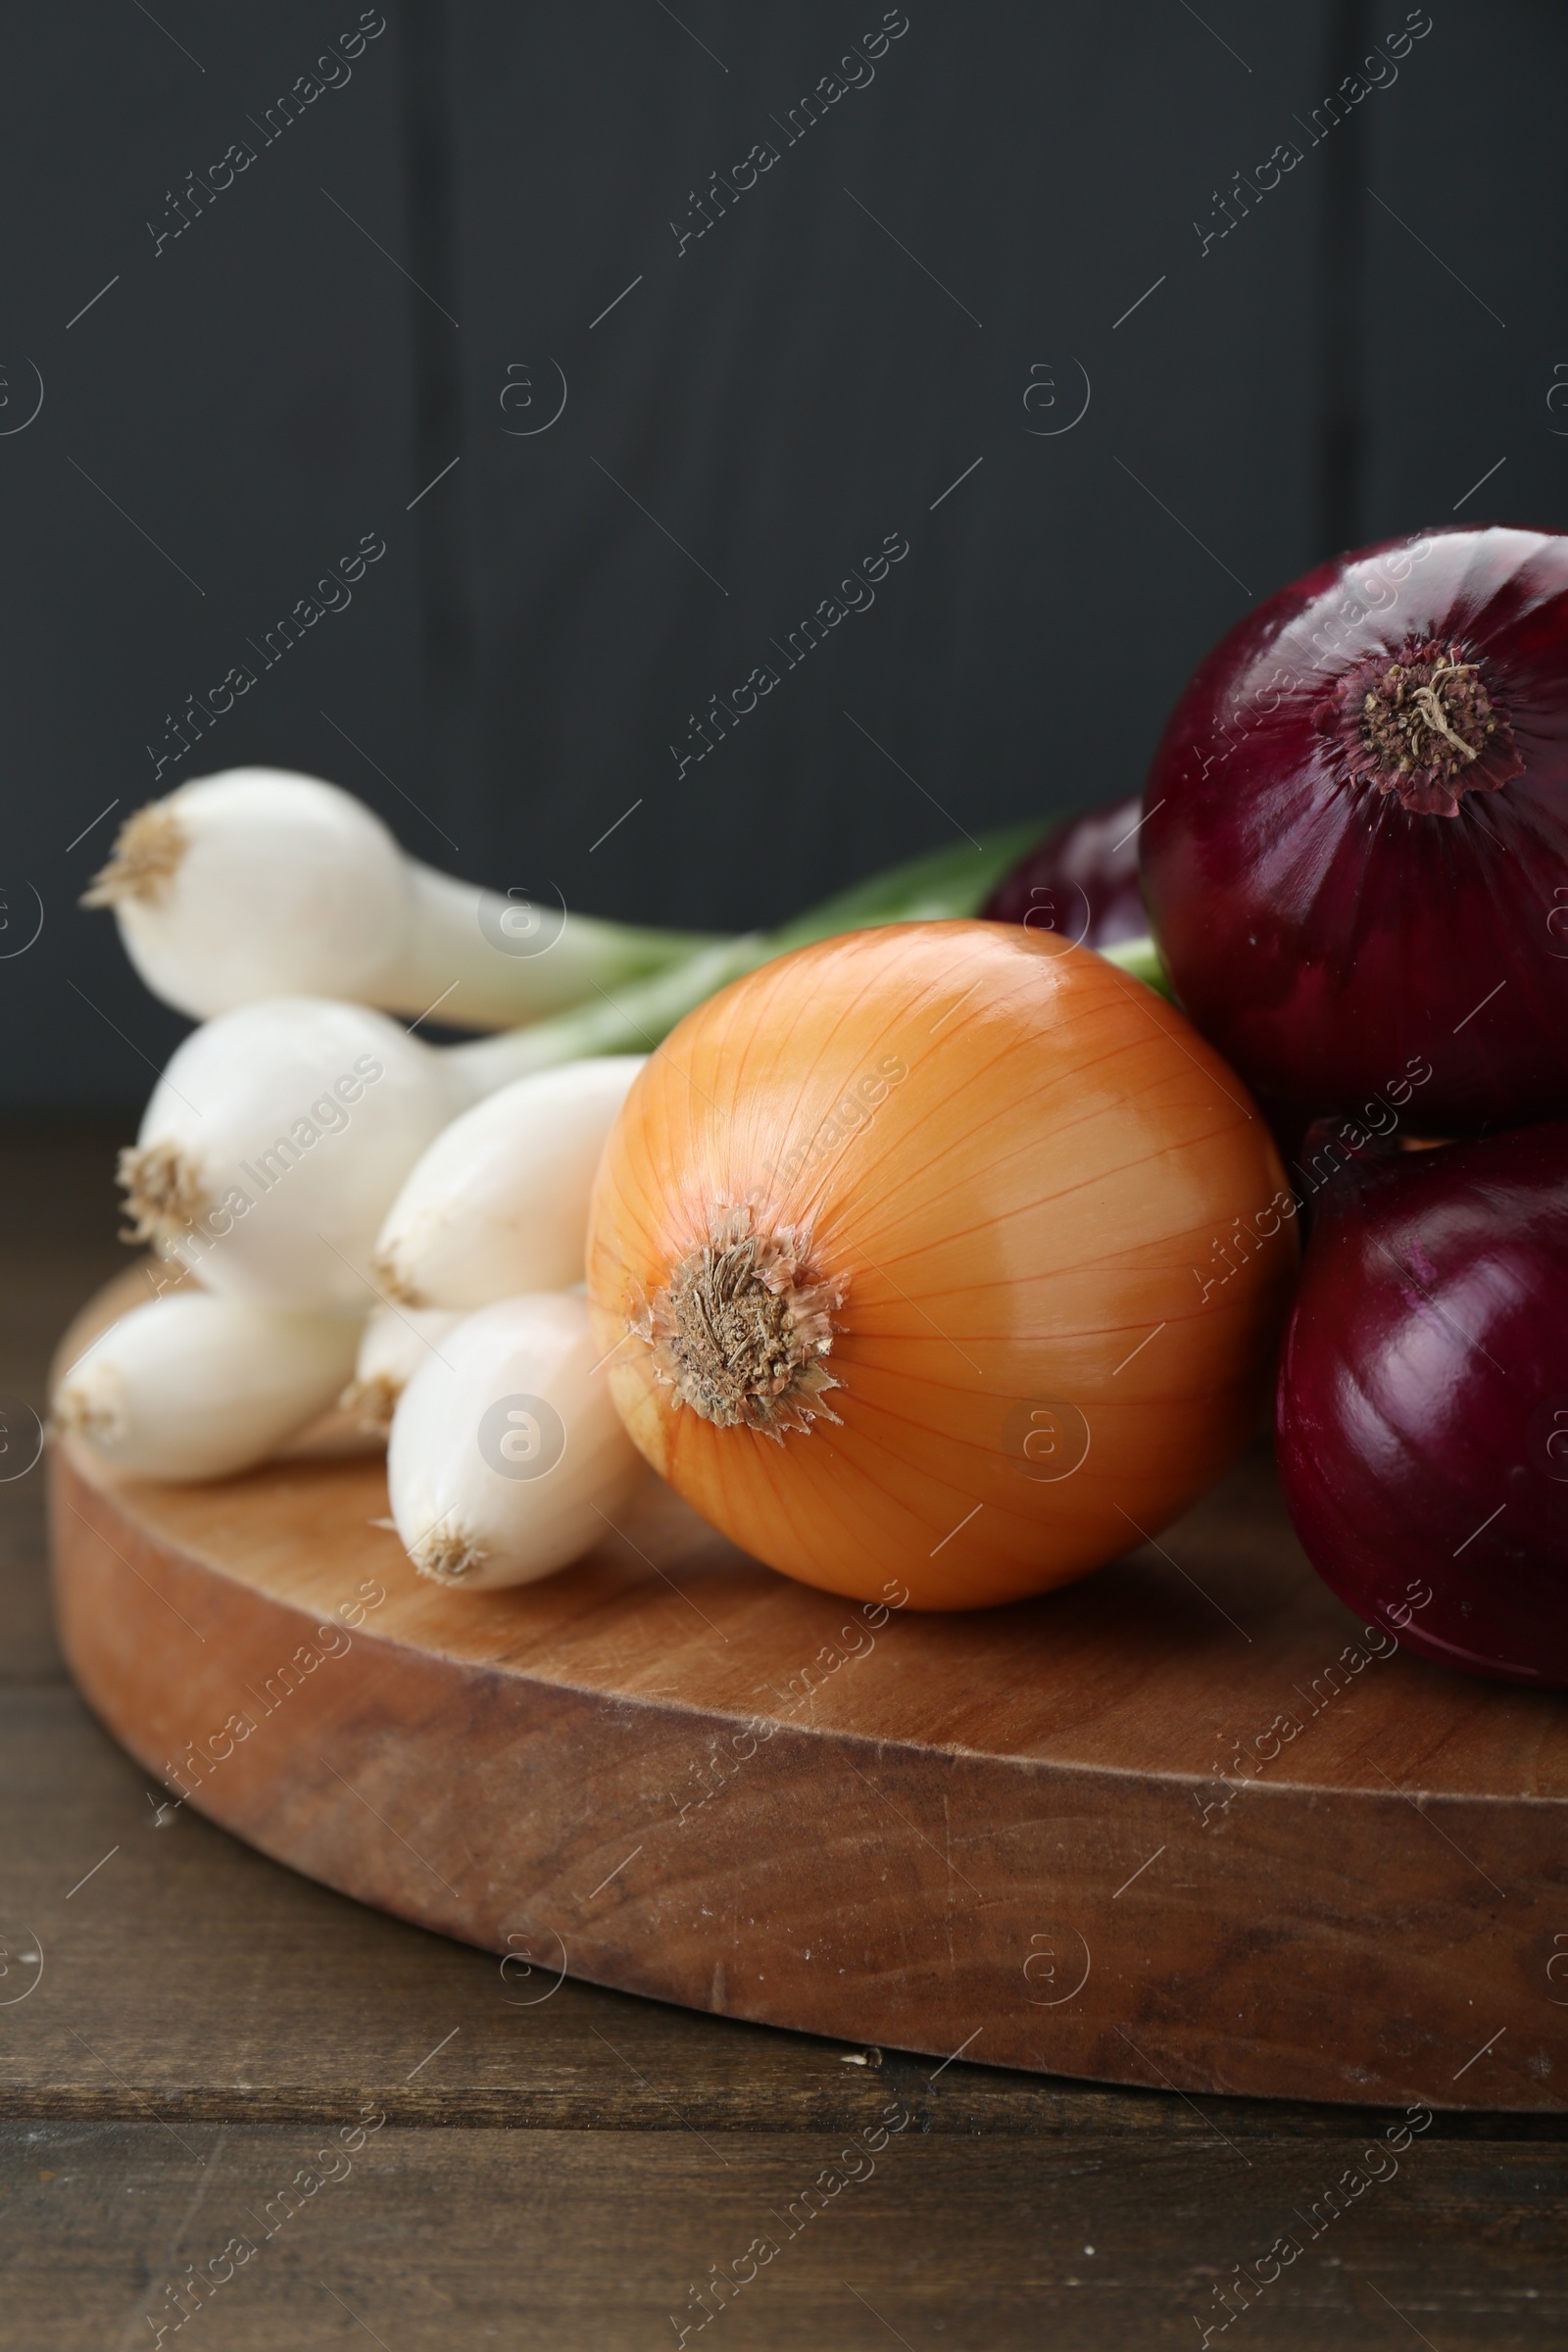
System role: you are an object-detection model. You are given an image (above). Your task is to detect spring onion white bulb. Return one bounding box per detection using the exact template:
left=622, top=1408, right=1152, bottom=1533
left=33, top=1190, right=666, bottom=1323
left=116, top=995, right=630, bottom=1310
left=340, top=1303, right=464, bottom=1434
left=372, top=1057, right=645, bottom=1310
left=82, top=768, right=725, bottom=1028
left=120, top=999, right=464, bottom=1308
left=52, top=1293, right=362, bottom=1481
left=387, top=1293, right=644, bottom=1589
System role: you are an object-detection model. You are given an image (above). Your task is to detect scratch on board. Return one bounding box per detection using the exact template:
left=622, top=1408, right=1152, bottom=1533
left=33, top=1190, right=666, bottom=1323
left=943, top=1791, right=956, bottom=1974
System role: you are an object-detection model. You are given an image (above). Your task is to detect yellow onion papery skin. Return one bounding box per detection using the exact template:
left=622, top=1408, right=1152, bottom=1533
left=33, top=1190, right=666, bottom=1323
left=586, top=921, right=1296, bottom=1610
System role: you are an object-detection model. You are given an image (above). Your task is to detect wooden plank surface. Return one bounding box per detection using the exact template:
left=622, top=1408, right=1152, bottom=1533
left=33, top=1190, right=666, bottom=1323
left=2, top=2118, right=1564, bottom=2351
left=4, top=1130, right=1568, bottom=2345
left=445, top=0, right=1335, bottom=936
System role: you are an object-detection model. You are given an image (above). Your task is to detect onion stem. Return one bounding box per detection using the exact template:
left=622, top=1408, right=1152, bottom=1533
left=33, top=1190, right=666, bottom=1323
left=1099, top=933, right=1173, bottom=996
left=454, top=834, right=1172, bottom=1080
left=454, top=827, right=1041, bottom=1082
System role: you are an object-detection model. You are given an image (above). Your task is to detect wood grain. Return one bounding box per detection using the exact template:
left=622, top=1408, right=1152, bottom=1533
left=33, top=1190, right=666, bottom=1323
left=49, top=1276, right=1568, bottom=2115
left=4, top=1671, right=1561, bottom=2349
left=2, top=2120, right=1563, bottom=2351
left=5, top=1162, right=1565, bottom=2352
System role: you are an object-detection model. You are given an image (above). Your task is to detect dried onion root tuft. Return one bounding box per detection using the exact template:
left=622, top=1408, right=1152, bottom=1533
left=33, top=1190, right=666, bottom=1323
left=118, top=1140, right=211, bottom=1248
left=635, top=1204, right=844, bottom=1441
left=81, top=803, right=188, bottom=907
left=411, top=1523, right=490, bottom=1584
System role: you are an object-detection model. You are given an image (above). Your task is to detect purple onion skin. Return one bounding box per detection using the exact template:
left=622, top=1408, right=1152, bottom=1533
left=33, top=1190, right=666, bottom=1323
left=1276, top=1122, right=1568, bottom=1687
left=981, top=794, right=1148, bottom=947
left=1142, top=526, right=1568, bottom=1131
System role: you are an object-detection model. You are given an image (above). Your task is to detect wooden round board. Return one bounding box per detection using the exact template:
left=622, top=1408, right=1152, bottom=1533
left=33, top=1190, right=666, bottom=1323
left=50, top=1276, right=1568, bottom=2110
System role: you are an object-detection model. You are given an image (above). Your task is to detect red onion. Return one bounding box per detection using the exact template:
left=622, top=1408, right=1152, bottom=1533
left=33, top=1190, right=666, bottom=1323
left=1275, top=1121, right=1568, bottom=1687
left=1141, top=526, right=1568, bottom=1129
left=981, top=794, right=1147, bottom=947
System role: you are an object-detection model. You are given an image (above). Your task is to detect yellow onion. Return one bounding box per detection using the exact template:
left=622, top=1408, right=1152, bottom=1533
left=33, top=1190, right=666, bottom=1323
left=586, top=920, right=1295, bottom=1609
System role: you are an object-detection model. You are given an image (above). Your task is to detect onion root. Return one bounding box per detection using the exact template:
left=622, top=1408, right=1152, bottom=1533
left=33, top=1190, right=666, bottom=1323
left=635, top=1203, right=844, bottom=1440
left=118, top=1140, right=210, bottom=1247
left=413, top=1523, right=489, bottom=1583
left=82, top=803, right=187, bottom=906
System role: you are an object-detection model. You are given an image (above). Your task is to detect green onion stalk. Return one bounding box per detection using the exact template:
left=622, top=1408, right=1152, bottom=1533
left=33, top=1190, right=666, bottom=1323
left=457, top=827, right=1172, bottom=1089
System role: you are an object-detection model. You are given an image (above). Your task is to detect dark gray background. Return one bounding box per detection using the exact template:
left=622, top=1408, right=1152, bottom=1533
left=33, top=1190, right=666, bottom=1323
left=2, top=0, right=1562, bottom=1110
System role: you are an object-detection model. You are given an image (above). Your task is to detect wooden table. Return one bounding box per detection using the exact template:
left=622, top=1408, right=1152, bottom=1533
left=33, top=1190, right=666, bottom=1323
left=3, top=1128, right=1564, bottom=2348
